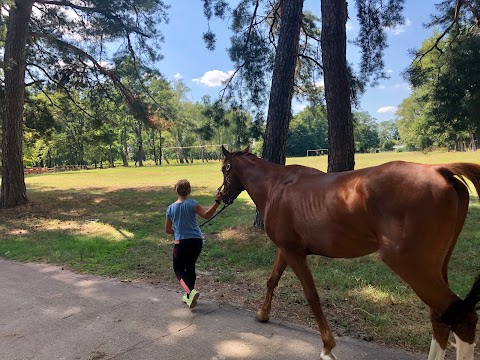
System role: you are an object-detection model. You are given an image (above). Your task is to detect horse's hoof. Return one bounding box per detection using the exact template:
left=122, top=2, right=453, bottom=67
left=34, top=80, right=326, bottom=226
left=320, top=350, right=337, bottom=360
left=255, top=310, right=269, bottom=323
left=255, top=315, right=269, bottom=323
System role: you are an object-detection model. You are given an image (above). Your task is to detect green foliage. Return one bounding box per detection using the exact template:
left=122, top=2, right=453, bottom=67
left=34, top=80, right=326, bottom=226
left=287, top=106, right=328, bottom=157
left=404, top=29, right=480, bottom=150
left=377, top=120, right=399, bottom=150
left=17, top=0, right=170, bottom=124
left=396, top=90, right=433, bottom=150
left=353, top=111, right=380, bottom=153
left=22, top=77, right=261, bottom=168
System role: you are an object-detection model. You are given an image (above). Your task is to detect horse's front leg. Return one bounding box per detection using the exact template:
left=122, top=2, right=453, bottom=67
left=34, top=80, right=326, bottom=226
left=256, top=249, right=287, bottom=322
left=283, top=252, right=337, bottom=360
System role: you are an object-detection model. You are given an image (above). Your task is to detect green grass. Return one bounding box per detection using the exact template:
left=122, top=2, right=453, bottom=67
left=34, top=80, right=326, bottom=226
left=1, top=150, right=479, bottom=354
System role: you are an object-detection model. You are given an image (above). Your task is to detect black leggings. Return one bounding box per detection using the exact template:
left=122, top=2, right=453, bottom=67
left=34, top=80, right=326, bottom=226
left=172, top=238, right=203, bottom=292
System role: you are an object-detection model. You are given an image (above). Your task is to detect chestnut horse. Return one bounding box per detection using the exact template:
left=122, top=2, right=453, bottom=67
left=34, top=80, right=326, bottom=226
left=219, top=146, right=480, bottom=360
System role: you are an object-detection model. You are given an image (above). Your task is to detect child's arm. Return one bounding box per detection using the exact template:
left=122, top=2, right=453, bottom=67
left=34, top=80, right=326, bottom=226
left=164, top=217, right=174, bottom=235
left=195, top=192, right=224, bottom=219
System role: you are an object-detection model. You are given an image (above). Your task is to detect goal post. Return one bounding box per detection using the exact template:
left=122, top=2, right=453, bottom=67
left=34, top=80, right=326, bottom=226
left=306, top=148, right=328, bottom=157
left=161, top=144, right=224, bottom=164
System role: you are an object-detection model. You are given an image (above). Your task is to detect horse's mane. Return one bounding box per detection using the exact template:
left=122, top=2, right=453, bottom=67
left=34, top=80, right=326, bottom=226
left=223, top=150, right=257, bottom=163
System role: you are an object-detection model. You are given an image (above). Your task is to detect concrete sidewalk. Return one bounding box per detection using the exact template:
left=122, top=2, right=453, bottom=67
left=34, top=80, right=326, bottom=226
left=0, top=259, right=424, bottom=360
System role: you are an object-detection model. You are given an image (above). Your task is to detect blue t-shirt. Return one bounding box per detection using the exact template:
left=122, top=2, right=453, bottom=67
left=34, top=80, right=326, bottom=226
left=166, top=199, right=204, bottom=240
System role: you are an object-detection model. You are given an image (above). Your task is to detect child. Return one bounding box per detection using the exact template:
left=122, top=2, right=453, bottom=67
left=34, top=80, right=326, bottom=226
left=165, top=179, right=224, bottom=309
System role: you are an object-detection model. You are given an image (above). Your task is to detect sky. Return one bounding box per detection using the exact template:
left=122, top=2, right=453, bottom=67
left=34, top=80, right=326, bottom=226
left=158, top=0, right=439, bottom=123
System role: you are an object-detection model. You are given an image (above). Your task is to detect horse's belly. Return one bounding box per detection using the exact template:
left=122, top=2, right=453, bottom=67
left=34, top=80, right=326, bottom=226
left=304, top=229, right=378, bottom=258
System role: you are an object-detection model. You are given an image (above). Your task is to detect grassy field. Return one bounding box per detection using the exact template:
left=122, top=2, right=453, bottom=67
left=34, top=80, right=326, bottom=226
left=1, top=150, right=479, bottom=357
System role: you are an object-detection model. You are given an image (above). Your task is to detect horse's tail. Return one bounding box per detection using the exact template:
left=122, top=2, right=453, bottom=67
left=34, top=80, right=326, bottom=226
left=438, top=162, right=480, bottom=200
left=442, top=275, right=480, bottom=326
left=438, top=163, right=480, bottom=324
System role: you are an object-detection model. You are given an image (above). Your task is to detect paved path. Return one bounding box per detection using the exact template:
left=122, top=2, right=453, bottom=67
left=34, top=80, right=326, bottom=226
left=0, top=259, right=424, bottom=360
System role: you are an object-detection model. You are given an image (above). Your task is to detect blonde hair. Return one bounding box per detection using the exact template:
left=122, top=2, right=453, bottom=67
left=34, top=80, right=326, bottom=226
left=174, top=179, right=191, bottom=197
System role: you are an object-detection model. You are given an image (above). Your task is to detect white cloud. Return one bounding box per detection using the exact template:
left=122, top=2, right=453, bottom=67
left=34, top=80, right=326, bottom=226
left=387, top=69, right=393, bottom=74
left=346, top=21, right=354, bottom=32
left=377, top=82, right=410, bottom=91
left=192, top=70, right=234, bottom=87
left=1, top=5, right=9, bottom=16
left=293, top=103, right=307, bottom=114
left=393, top=82, right=410, bottom=90
left=377, top=106, right=397, bottom=113
left=174, top=73, right=182, bottom=79
left=387, top=18, right=412, bottom=35
left=83, top=60, right=112, bottom=69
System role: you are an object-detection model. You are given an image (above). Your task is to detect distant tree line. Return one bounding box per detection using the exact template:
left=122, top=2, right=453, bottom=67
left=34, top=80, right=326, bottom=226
left=286, top=104, right=399, bottom=157
left=21, top=74, right=262, bottom=168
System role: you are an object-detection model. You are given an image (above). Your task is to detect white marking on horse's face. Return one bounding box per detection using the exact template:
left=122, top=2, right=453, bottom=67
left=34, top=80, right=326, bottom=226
left=454, top=333, right=475, bottom=360
left=320, top=350, right=337, bottom=360
left=427, top=338, right=445, bottom=360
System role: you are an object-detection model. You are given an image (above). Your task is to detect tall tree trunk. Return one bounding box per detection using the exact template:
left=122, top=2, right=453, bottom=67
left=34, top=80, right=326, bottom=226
left=121, top=121, right=129, bottom=167
left=176, top=130, right=185, bottom=163
left=261, top=0, right=303, bottom=166
left=321, top=0, right=355, bottom=173
left=137, top=121, right=144, bottom=167
left=108, top=144, right=114, bottom=167
left=1, top=0, right=34, bottom=208
left=254, top=0, right=304, bottom=227
left=470, top=132, right=477, bottom=151
left=158, top=128, right=163, bottom=165
left=151, top=129, right=158, bottom=165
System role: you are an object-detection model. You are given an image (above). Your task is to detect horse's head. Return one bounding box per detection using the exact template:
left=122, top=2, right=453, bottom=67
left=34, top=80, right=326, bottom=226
left=220, top=145, right=249, bottom=205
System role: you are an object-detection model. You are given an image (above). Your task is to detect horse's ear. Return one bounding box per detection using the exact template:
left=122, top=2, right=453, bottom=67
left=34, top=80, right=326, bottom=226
left=242, top=145, right=250, bottom=153
left=222, top=145, right=231, bottom=159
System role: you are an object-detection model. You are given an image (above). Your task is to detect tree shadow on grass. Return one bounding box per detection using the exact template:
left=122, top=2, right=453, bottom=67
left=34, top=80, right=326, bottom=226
left=0, top=185, right=256, bottom=282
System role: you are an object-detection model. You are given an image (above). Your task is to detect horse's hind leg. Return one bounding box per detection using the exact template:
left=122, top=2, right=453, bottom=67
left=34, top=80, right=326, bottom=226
left=441, top=180, right=476, bottom=360
left=380, top=246, right=476, bottom=360
left=282, top=251, right=336, bottom=360
left=428, top=311, right=449, bottom=360
left=256, top=249, right=287, bottom=322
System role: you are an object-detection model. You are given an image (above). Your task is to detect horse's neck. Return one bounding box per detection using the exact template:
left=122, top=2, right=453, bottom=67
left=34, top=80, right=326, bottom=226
left=238, top=156, right=280, bottom=212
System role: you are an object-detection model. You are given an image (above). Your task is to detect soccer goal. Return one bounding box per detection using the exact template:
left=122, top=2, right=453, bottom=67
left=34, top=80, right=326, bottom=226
left=306, top=148, right=328, bottom=157
left=161, top=144, right=224, bottom=164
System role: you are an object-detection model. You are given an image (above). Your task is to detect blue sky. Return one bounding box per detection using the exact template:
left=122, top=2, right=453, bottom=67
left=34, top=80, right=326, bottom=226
left=159, top=0, right=439, bottom=123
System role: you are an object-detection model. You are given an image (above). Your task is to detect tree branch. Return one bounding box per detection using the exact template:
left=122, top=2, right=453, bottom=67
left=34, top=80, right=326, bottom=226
left=242, top=0, right=261, bottom=58
left=27, top=62, right=97, bottom=120
left=30, top=32, right=137, bottom=106
left=219, top=62, right=245, bottom=99
left=35, top=0, right=150, bottom=37
left=414, top=20, right=455, bottom=63
left=298, top=53, right=323, bottom=70
left=463, top=0, right=480, bottom=26
left=267, top=0, right=280, bottom=50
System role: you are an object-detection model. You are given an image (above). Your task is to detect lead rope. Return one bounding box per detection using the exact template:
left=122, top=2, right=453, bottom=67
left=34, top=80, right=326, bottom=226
left=199, top=203, right=229, bottom=227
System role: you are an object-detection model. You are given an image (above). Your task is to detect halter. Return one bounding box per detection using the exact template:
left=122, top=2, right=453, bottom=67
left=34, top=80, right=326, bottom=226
left=198, top=162, right=232, bottom=228
left=220, top=162, right=236, bottom=205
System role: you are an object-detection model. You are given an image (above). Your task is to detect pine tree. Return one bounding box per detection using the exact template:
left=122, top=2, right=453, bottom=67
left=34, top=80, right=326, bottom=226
left=1, top=0, right=169, bottom=208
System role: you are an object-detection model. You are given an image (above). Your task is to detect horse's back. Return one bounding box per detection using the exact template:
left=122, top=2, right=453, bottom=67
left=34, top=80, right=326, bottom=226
left=263, top=161, right=467, bottom=258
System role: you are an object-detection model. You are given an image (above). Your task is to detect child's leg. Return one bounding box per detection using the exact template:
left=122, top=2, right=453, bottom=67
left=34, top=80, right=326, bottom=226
left=173, top=244, right=191, bottom=293
left=174, top=239, right=203, bottom=295
left=184, top=239, right=203, bottom=291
